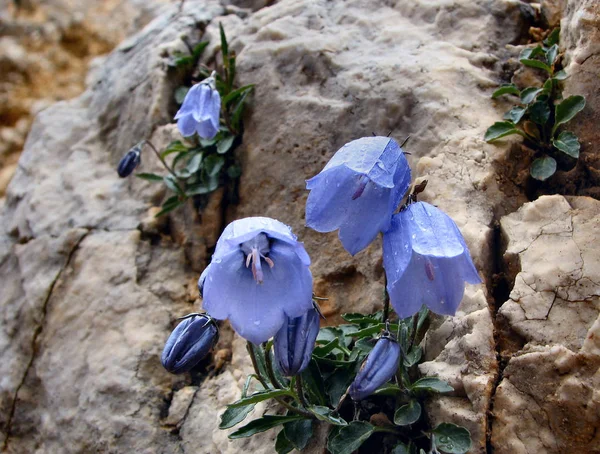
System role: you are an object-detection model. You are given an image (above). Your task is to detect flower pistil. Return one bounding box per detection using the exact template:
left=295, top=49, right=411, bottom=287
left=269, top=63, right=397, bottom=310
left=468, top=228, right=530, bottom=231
left=240, top=233, right=274, bottom=284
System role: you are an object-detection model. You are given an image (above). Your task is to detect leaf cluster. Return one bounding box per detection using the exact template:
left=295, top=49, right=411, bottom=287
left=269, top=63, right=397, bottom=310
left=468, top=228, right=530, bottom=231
left=219, top=307, right=471, bottom=454
left=484, top=28, right=586, bottom=181
left=141, top=25, right=254, bottom=216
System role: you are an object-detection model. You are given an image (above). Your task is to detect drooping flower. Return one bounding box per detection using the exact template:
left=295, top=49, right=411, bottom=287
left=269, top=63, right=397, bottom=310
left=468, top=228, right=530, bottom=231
left=349, top=334, right=400, bottom=400
left=274, top=306, right=320, bottom=376
left=382, top=201, right=481, bottom=318
left=175, top=71, right=221, bottom=140
left=200, top=217, right=313, bottom=345
left=117, top=142, right=142, bottom=177
left=305, top=136, right=411, bottom=256
left=161, top=313, right=219, bottom=374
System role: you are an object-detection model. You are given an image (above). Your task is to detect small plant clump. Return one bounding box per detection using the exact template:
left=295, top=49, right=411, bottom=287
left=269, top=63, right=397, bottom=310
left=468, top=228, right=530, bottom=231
left=484, top=28, right=586, bottom=181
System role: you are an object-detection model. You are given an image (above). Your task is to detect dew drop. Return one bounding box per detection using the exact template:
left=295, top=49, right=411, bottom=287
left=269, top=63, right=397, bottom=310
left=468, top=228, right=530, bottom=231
left=214, top=258, right=222, bottom=263
left=254, top=320, right=261, bottom=326
left=411, top=234, right=416, bottom=239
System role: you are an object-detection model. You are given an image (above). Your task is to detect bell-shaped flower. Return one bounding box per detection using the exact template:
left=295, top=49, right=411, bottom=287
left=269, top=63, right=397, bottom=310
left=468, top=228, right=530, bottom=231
left=117, top=142, right=142, bottom=177
left=200, top=217, right=313, bottom=345
left=161, top=313, right=219, bottom=374
left=382, top=201, right=481, bottom=318
left=174, top=71, right=221, bottom=140
left=273, top=306, right=320, bottom=376
left=349, top=334, right=400, bottom=400
left=305, top=136, right=411, bottom=255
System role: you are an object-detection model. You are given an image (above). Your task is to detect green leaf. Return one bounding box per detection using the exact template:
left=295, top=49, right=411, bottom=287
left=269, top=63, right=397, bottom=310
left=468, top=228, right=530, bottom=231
left=283, top=419, right=313, bottom=451
left=491, top=84, right=520, bottom=98
left=403, top=346, right=422, bottom=367
left=484, top=121, right=524, bottom=142
left=545, top=44, right=558, bottom=66
left=326, top=368, right=353, bottom=406
left=372, top=383, right=403, bottom=397
left=308, top=406, right=348, bottom=426
left=228, top=389, right=294, bottom=408
left=503, top=106, right=526, bottom=124
left=231, top=91, right=250, bottom=130
left=528, top=101, right=551, bottom=125
left=530, top=156, right=557, bottom=181
left=553, top=95, right=586, bottom=135
left=313, top=338, right=341, bottom=357
left=177, top=152, right=203, bottom=178
left=174, top=86, right=190, bottom=104
left=275, top=429, right=294, bottom=454
left=341, top=312, right=383, bottom=325
left=217, top=135, right=235, bottom=155
left=520, top=59, right=552, bottom=73
left=136, top=173, right=163, bottom=182
left=204, top=155, right=225, bottom=177
left=227, top=165, right=242, bottom=179
left=391, top=443, right=410, bottom=454
left=520, top=87, right=543, bottom=104
left=228, top=415, right=306, bottom=439
left=222, top=84, right=255, bottom=105
left=327, top=421, right=374, bottom=454
left=219, top=404, right=256, bottom=429
left=163, top=175, right=184, bottom=195
left=411, top=377, right=454, bottom=393
left=155, top=195, right=184, bottom=217
left=219, top=22, right=229, bottom=62
left=431, top=423, right=472, bottom=454
left=519, top=46, right=545, bottom=60
left=192, top=41, right=209, bottom=59
left=172, top=54, right=193, bottom=67
left=161, top=140, right=188, bottom=157
left=185, top=175, right=219, bottom=196
left=300, top=360, right=328, bottom=406
left=394, top=400, right=422, bottom=426
left=553, top=69, right=568, bottom=80
left=543, top=28, right=560, bottom=47
left=552, top=131, right=580, bottom=158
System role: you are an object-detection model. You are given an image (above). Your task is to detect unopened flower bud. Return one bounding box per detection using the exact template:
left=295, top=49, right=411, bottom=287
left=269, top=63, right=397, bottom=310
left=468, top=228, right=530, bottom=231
left=349, top=334, right=400, bottom=400
left=274, top=306, right=320, bottom=376
left=161, top=313, right=218, bottom=374
left=117, top=142, right=142, bottom=177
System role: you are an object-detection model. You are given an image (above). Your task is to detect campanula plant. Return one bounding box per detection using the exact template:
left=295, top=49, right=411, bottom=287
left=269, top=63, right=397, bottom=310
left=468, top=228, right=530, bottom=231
left=175, top=71, right=220, bottom=139
left=383, top=201, right=481, bottom=318
left=116, top=141, right=142, bottom=177
left=200, top=217, right=313, bottom=345
left=306, top=136, right=411, bottom=255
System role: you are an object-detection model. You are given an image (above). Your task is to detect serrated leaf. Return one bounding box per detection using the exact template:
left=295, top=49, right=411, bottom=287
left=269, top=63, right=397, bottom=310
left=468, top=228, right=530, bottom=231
left=503, top=106, right=526, bottom=124
left=275, top=429, right=294, bottom=454
left=552, top=131, right=580, bottom=158
left=520, top=87, right=543, bottom=104
left=174, top=86, right=190, bottom=104
left=219, top=404, right=256, bottom=429
left=327, top=421, right=374, bottom=454
left=552, top=95, right=586, bottom=135
left=520, top=58, right=552, bottom=73
left=136, top=173, right=163, bottom=182
left=491, top=84, right=520, bottom=98
left=545, top=44, right=558, bottom=66
left=228, top=389, right=294, bottom=408
left=543, top=28, right=560, bottom=47
left=217, top=135, right=235, bottom=155
left=528, top=101, right=551, bottom=125
left=411, top=377, right=454, bottom=393
left=309, top=406, right=348, bottom=426
left=283, top=419, right=313, bottom=451
left=228, top=415, right=306, bottom=439
left=553, top=69, right=568, bottom=80
left=394, top=400, right=422, bottom=426
left=431, top=423, right=472, bottom=454
left=484, top=121, right=523, bottom=142
left=530, top=156, right=557, bottom=181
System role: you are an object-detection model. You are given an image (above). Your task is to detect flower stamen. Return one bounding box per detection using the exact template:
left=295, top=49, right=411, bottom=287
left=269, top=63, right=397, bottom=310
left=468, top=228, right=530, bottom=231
left=241, top=233, right=274, bottom=284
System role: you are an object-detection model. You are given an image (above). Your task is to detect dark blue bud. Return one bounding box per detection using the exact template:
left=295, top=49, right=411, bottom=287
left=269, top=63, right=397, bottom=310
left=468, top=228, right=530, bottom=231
left=161, top=313, right=218, bottom=374
left=274, top=307, right=320, bottom=376
left=349, top=335, right=400, bottom=400
left=117, top=143, right=142, bottom=177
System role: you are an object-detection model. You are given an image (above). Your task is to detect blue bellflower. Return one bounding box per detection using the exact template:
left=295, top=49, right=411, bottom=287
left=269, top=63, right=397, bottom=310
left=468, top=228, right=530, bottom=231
left=161, top=313, right=219, bottom=374
left=200, top=217, right=313, bottom=345
left=382, top=201, right=481, bottom=318
left=349, top=334, right=400, bottom=400
left=305, top=136, right=411, bottom=255
left=274, top=306, right=320, bottom=376
left=175, top=71, right=221, bottom=140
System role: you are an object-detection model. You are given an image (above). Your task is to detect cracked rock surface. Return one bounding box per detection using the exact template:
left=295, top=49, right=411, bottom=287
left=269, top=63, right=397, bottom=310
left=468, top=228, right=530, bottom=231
left=0, top=0, right=598, bottom=453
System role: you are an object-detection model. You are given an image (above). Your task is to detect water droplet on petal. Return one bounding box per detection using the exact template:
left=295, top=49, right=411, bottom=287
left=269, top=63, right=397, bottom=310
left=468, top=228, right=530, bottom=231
left=254, top=320, right=261, bottom=326
left=411, top=234, right=416, bottom=239
left=214, top=258, right=222, bottom=263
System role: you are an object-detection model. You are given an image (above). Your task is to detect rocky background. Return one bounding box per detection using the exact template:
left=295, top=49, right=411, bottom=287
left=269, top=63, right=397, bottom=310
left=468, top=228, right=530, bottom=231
left=0, top=0, right=598, bottom=453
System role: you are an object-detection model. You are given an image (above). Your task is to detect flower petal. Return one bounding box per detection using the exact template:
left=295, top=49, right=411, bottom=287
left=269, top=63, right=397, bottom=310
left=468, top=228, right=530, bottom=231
left=196, top=119, right=219, bottom=140
left=174, top=84, right=202, bottom=120
left=177, top=114, right=198, bottom=137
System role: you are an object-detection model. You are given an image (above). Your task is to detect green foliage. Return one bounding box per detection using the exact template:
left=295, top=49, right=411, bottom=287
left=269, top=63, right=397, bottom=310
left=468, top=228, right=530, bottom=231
left=152, top=25, right=254, bottom=216
left=430, top=423, right=472, bottom=454
left=485, top=27, right=586, bottom=181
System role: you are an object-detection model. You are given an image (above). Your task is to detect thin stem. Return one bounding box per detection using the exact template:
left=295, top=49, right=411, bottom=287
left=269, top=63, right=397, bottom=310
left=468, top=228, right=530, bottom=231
left=295, top=375, right=310, bottom=409
left=263, top=343, right=283, bottom=389
left=382, top=273, right=390, bottom=322
left=335, top=387, right=350, bottom=413
left=144, top=140, right=179, bottom=180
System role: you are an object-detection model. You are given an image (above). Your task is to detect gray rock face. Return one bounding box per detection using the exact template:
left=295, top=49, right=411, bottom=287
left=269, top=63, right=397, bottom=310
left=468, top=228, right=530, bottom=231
left=0, top=0, right=598, bottom=453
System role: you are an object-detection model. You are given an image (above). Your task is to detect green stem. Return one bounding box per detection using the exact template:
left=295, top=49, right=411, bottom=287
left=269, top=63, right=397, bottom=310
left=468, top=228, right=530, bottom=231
left=263, top=343, right=283, bottom=389
left=382, top=273, right=390, bottom=322
left=295, top=375, right=310, bottom=409
left=144, top=140, right=179, bottom=181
